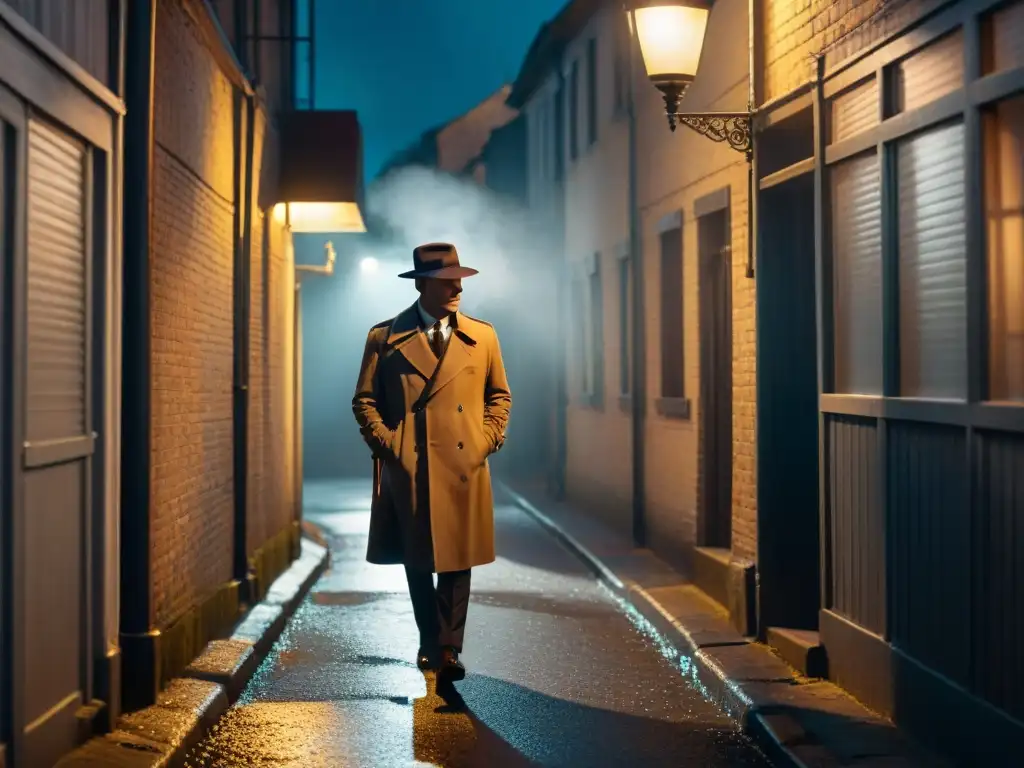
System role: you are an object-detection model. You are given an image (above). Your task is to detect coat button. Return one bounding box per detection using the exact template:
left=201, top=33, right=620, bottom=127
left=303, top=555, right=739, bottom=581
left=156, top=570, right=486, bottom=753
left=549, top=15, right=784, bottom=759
left=457, top=442, right=464, bottom=450
left=460, top=474, right=468, bottom=482
left=457, top=404, right=463, bottom=412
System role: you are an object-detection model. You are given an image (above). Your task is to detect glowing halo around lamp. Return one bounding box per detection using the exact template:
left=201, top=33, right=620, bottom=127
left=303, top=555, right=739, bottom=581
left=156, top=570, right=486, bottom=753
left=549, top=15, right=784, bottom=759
left=627, top=0, right=712, bottom=124
left=359, top=257, right=379, bottom=274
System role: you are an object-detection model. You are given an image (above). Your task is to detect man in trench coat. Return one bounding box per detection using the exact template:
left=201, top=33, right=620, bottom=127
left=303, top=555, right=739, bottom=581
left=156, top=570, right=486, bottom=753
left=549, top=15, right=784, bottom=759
left=352, top=242, right=512, bottom=684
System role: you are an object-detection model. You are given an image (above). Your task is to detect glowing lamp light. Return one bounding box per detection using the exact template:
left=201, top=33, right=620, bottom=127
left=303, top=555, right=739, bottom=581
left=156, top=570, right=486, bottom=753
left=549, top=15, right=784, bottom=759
left=359, top=257, right=378, bottom=274
left=271, top=202, right=367, bottom=234
left=629, top=0, right=712, bottom=117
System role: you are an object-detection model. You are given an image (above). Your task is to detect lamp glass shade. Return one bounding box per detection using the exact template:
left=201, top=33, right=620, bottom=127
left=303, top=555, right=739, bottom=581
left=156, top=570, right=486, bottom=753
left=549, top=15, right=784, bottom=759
left=633, top=4, right=709, bottom=83
left=273, top=202, right=367, bottom=234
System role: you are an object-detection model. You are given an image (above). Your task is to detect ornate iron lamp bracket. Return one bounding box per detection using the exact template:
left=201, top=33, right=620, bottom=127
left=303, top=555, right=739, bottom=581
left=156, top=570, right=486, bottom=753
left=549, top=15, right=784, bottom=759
left=669, top=111, right=753, bottom=158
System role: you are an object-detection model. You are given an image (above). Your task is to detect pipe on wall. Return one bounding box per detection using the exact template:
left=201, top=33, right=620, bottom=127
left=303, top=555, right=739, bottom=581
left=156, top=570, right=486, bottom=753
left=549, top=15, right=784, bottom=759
left=232, top=90, right=256, bottom=594
left=746, top=0, right=759, bottom=280
left=627, top=11, right=647, bottom=547
left=119, top=0, right=157, bottom=713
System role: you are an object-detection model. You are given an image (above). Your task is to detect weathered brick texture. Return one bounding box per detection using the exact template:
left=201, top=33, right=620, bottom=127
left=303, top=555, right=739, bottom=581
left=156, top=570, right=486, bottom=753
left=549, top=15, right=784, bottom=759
left=761, top=0, right=930, bottom=102
left=150, top=147, right=236, bottom=628
left=150, top=0, right=237, bottom=629
left=247, top=210, right=267, bottom=557
left=150, top=0, right=297, bottom=629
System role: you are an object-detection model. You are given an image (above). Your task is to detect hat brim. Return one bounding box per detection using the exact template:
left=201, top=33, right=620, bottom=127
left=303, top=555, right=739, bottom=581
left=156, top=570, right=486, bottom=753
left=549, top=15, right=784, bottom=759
left=397, top=266, right=479, bottom=279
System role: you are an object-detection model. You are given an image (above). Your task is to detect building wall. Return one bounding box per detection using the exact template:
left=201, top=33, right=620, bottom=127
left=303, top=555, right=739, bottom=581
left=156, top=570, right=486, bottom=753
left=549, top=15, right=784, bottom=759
left=246, top=112, right=297, bottom=560
left=562, top=7, right=633, bottom=534
left=436, top=85, right=518, bottom=175
left=5, top=0, right=113, bottom=87
left=148, top=0, right=297, bottom=630
left=633, top=0, right=756, bottom=568
left=150, top=0, right=236, bottom=628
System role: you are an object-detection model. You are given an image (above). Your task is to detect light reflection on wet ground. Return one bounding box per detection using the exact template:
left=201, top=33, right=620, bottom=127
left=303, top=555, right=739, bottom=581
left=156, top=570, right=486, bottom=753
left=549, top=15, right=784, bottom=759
left=186, top=480, right=773, bottom=767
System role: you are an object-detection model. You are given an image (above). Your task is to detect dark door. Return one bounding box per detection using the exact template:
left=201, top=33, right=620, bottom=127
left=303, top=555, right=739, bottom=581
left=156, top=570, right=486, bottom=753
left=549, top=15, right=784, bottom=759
left=757, top=173, right=820, bottom=630
left=699, top=209, right=733, bottom=548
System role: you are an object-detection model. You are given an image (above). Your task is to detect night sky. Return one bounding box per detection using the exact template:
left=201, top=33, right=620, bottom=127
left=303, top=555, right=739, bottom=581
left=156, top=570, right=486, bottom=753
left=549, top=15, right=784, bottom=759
left=312, top=0, right=567, bottom=183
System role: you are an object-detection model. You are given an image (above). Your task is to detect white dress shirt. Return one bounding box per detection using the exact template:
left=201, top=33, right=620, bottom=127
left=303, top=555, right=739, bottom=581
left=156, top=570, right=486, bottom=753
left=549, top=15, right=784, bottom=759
left=417, top=301, right=453, bottom=344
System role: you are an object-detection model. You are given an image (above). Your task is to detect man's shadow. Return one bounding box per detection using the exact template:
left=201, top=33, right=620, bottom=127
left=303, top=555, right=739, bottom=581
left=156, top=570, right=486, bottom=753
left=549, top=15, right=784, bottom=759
left=412, top=672, right=538, bottom=767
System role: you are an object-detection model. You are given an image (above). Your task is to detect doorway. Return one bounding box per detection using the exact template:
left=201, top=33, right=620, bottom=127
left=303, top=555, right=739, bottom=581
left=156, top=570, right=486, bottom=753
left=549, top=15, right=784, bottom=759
left=756, top=171, right=820, bottom=632
left=698, top=207, right=733, bottom=549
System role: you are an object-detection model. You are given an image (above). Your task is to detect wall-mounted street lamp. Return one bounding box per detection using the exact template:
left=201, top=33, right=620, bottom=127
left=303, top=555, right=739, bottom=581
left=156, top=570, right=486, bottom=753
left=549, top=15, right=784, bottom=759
left=627, top=0, right=753, bottom=159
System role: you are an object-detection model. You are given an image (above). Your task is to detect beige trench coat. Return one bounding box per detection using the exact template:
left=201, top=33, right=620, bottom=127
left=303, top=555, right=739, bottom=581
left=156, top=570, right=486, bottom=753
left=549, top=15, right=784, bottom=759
left=352, top=304, right=512, bottom=573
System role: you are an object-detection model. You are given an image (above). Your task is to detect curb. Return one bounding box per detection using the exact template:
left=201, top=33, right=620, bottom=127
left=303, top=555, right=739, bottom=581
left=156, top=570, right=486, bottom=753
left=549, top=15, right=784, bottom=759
left=500, top=482, right=828, bottom=768
left=56, top=536, right=330, bottom=768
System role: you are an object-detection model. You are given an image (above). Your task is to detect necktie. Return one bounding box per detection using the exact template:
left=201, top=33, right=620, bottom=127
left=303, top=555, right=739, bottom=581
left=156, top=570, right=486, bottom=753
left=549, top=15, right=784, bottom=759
left=430, top=320, right=445, bottom=358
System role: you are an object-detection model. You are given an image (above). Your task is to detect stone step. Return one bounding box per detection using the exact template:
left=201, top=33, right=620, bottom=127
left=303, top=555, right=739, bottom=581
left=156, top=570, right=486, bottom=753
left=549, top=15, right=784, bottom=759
left=767, top=626, right=828, bottom=678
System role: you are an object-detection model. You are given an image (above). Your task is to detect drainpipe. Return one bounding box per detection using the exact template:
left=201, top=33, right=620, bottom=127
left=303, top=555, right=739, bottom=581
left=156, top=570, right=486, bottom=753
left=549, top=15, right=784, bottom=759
left=119, top=0, right=157, bottom=713
left=294, top=240, right=337, bottom=276
left=627, top=15, right=647, bottom=547
left=746, top=0, right=759, bottom=279
left=232, top=91, right=256, bottom=598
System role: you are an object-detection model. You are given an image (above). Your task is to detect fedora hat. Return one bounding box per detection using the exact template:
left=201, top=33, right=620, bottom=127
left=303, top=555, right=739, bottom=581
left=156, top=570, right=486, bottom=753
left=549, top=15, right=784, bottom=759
left=398, top=242, right=479, bottom=279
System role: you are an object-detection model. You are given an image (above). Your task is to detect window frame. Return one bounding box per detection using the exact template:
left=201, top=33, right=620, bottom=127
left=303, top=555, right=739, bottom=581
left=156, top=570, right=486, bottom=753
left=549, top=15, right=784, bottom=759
left=568, top=59, right=580, bottom=163
left=586, top=37, right=598, bottom=146
left=616, top=244, right=632, bottom=408
left=816, top=0, right=1024, bottom=434
left=655, top=209, right=691, bottom=420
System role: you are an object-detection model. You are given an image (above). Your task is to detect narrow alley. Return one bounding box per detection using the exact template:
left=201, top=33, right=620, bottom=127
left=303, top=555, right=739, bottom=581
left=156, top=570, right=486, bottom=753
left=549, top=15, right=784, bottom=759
left=184, top=480, right=772, bottom=767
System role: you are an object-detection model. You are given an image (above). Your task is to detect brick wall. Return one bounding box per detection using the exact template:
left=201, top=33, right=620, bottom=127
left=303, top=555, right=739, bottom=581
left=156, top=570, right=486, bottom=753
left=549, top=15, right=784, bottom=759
left=730, top=183, right=757, bottom=564
left=150, top=0, right=237, bottom=628
left=149, top=0, right=298, bottom=628
left=761, top=0, right=931, bottom=103
left=247, top=209, right=267, bottom=557
left=266, top=214, right=297, bottom=540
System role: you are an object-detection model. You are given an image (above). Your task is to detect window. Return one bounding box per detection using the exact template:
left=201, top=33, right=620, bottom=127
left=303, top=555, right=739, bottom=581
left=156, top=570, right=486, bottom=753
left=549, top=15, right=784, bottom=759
left=618, top=255, right=631, bottom=395
left=568, top=60, right=579, bottom=162
left=554, top=82, right=565, bottom=182
left=659, top=225, right=685, bottom=399
left=571, top=279, right=587, bottom=394
left=588, top=254, right=605, bottom=403
left=831, top=152, right=883, bottom=394
left=612, top=13, right=630, bottom=116
left=586, top=38, right=598, bottom=146
left=984, top=95, right=1024, bottom=401
left=896, top=121, right=967, bottom=399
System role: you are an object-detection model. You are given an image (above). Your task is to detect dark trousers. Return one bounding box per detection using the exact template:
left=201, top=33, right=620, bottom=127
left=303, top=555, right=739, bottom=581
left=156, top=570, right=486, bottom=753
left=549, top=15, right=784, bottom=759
left=404, top=566, right=472, bottom=653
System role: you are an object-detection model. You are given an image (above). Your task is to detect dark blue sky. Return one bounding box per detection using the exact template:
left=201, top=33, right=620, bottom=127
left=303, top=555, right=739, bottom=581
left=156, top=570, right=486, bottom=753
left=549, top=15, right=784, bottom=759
left=312, top=0, right=565, bottom=183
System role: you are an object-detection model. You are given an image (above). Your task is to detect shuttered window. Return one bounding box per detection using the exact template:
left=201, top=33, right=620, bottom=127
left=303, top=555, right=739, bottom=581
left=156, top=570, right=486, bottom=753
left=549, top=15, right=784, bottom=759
left=26, top=119, right=88, bottom=442
left=831, top=152, right=883, bottom=394
left=897, top=121, right=968, bottom=399
left=890, top=32, right=965, bottom=115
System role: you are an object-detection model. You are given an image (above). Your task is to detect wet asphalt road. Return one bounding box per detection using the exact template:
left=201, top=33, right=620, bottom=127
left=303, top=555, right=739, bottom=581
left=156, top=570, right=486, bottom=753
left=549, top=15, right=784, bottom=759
left=186, top=479, right=773, bottom=767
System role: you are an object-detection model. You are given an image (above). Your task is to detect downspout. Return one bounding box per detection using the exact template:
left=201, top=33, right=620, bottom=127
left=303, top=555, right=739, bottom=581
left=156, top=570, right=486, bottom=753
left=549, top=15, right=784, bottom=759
left=119, top=0, right=157, bottom=713
left=627, top=12, right=646, bottom=547
left=746, top=0, right=759, bottom=279
left=232, top=91, right=256, bottom=597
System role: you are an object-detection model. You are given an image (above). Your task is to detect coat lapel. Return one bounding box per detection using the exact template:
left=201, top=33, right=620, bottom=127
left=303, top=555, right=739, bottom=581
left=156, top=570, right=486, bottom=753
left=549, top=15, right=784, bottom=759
left=429, top=312, right=479, bottom=397
left=387, top=304, right=436, bottom=379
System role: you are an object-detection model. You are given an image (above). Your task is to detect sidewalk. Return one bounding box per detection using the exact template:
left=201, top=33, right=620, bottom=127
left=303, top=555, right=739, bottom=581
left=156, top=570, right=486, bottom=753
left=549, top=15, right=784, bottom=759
left=498, top=480, right=953, bottom=768
left=55, top=537, right=329, bottom=768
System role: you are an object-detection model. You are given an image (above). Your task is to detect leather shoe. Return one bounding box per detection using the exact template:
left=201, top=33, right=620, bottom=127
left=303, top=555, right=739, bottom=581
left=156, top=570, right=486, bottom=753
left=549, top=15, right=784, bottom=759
left=437, top=646, right=466, bottom=683
left=416, top=647, right=433, bottom=671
